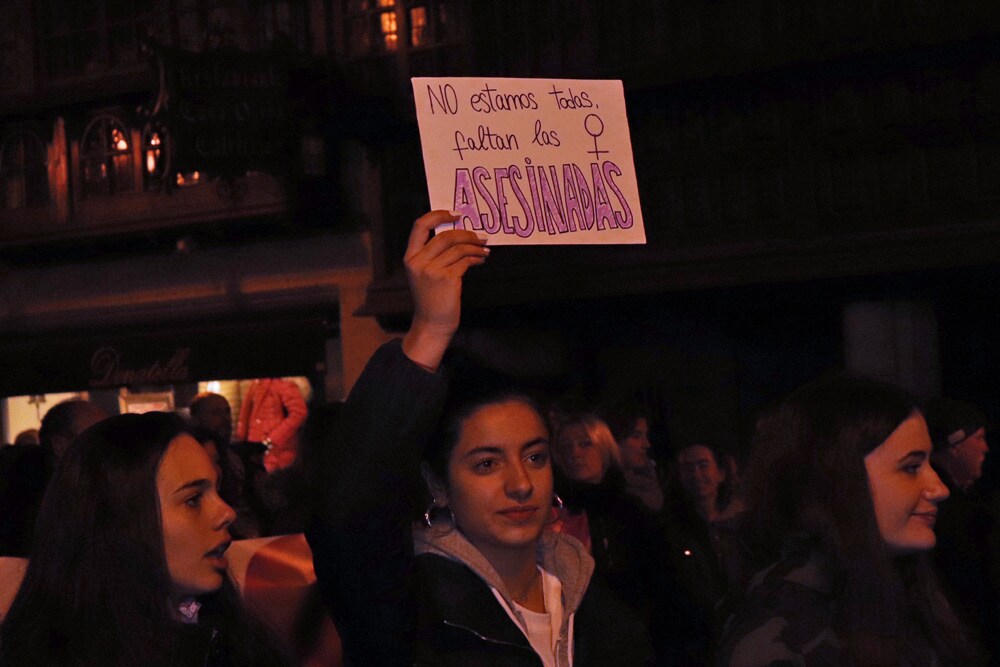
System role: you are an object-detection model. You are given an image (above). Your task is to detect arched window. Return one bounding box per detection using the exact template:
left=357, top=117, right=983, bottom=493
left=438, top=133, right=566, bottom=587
left=81, top=115, right=135, bottom=197
left=0, top=129, right=50, bottom=210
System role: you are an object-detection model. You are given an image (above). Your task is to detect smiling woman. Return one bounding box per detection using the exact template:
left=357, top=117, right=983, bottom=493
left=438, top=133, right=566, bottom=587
left=0, top=413, right=289, bottom=667
left=716, top=376, right=979, bottom=667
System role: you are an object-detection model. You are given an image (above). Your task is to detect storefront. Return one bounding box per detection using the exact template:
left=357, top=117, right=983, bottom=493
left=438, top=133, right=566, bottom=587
left=0, top=311, right=330, bottom=442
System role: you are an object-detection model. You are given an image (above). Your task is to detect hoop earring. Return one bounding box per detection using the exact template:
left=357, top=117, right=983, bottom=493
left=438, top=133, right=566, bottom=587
left=547, top=493, right=566, bottom=526
left=423, top=501, right=455, bottom=528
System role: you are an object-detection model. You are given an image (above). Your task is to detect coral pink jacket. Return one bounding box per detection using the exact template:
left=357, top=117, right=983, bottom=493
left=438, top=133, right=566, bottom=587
left=236, top=378, right=308, bottom=472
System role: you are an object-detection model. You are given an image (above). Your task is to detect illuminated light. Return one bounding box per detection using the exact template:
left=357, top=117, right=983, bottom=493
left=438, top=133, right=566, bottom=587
left=410, top=7, right=427, bottom=46
left=206, top=381, right=222, bottom=393
left=378, top=0, right=394, bottom=6
left=683, top=549, right=692, bottom=557
left=150, top=133, right=161, bottom=146
left=381, top=9, right=398, bottom=51
left=175, top=171, right=201, bottom=187
left=112, top=128, right=128, bottom=151
left=146, top=151, right=157, bottom=173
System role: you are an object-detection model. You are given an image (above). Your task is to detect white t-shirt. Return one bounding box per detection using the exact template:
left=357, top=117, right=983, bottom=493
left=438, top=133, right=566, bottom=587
left=493, top=567, right=570, bottom=667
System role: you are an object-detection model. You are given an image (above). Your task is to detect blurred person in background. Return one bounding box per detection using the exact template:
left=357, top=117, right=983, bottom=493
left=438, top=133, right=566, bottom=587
left=925, top=397, right=1000, bottom=662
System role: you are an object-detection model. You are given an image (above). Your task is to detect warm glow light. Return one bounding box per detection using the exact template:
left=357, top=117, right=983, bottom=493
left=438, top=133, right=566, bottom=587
left=206, top=381, right=222, bottom=393
left=145, top=132, right=161, bottom=174
left=381, top=11, right=398, bottom=51
left=175, top=171, right=201, bottom=187
left=112, top=128, right=128, bottom=152
left=410, top=7, right=427, bottom=46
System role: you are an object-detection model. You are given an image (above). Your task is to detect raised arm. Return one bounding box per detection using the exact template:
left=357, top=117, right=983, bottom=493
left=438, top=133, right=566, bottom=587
left=307, top=212, right=487, bottom=664
left=402, top=210, right=489, bottom=370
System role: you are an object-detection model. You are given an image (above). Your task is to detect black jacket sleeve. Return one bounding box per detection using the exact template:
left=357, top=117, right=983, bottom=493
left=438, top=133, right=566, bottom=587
left=306, top=339, right=448, bottom=666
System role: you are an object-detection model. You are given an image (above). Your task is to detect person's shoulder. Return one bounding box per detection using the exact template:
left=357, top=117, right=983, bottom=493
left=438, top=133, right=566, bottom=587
left=717, top=553, right=843, bottom=667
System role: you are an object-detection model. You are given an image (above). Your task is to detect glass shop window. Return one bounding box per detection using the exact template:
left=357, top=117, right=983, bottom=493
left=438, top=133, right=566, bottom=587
left=0, top=130, right=50, bottom=210
left=81, top=115, right=135, bottom=198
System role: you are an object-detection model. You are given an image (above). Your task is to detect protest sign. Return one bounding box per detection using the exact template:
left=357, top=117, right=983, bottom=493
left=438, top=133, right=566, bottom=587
left=412, top=77, right=646, bottom=245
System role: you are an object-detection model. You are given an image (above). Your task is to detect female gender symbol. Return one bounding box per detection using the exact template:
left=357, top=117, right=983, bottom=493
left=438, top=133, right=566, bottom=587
left=585, top=114, right=608, bottom=159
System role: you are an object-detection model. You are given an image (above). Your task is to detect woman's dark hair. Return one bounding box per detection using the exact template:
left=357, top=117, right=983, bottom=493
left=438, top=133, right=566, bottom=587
left=743, top=374, right=976, bottom=664
left=603, top=402, right=646, bottom=444
left=423, top=389, right=547, bottom=488
left=0, top=412, right=287, bottom=666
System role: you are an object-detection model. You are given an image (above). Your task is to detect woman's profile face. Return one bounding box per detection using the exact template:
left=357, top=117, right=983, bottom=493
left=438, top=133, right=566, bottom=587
left=620, top=417, right=652, bottom=469
left=556, top=422, right=606, bottom=484
left=157, top=434, right=236, bottom=599
left=864, top=413, right=950, bottom=555
left=441, top=400, right=552, bottom=564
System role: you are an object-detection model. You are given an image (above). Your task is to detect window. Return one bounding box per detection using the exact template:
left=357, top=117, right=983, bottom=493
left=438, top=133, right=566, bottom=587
left=81, top=115, right=135, bottom=198
left=343, top=0, right=451, bottom=56
left=407, top=1, right=450, bottom=48
left=0, top=130, right=50, bottom=210
left=344, top=0, right=399, bottom=56
left=37, top=0, right=153, bottom=81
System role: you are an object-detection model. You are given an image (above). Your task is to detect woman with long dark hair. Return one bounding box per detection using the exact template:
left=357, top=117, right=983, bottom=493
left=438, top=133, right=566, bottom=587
left=306, top=211, right=653, bottom=665
left=717, top=375, right=979, bottom=666
left=0, top=412, right=288, bottom=666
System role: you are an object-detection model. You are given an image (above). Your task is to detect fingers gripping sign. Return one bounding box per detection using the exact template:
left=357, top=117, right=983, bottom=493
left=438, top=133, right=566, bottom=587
left=402, top=210, right=490, bottom=371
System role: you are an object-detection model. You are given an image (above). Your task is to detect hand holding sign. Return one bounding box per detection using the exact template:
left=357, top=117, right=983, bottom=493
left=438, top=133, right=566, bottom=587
left=412, top=78, right=646, bottom=245
left=402, top=210, right=489, bottom=371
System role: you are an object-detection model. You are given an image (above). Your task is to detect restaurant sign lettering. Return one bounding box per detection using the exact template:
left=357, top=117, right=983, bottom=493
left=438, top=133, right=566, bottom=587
left=149, top=45, right=293, bottom=176
left=90, top=347, right=192, bottom=388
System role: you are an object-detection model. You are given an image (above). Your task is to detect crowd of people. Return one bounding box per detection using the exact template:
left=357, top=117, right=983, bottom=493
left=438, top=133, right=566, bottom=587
left=0, top=209, right=998, bottom=665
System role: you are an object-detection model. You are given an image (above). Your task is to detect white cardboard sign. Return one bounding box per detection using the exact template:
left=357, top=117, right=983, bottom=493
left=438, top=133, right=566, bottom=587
left=412, top=77, right=646, bottom=245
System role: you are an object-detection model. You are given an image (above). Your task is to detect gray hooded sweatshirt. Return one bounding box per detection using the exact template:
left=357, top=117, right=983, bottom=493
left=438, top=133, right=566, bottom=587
left=414, top=523, right=595, bottom=667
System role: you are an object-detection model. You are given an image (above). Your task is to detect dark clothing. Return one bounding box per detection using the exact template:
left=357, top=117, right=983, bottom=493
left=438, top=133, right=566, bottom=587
left=716, top=549, right=940, bottom=667
left=306, top=340, right=653, bottom=666
left=663, top=502, right=747, bottom=615
left=557, top=469, right=673, bottom=615
left=716, top=550, right=844, bottom=666
left=556, top=468, right=695, bottom=665
left=660, top=503, right=747, bottom=664
left=934, top=480, right=1000, bottom=663
left=410, top=551, right=653, bottom=666
left=0, top=445, right=49, bottom=557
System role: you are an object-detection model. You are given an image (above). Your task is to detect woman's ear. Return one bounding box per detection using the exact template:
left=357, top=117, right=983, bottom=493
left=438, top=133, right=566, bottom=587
left=421, top=462, right=449, bottom=505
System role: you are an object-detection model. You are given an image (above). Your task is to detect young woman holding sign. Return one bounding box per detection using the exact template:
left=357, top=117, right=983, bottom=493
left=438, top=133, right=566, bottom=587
left=306, top=210, right=653, bottom=665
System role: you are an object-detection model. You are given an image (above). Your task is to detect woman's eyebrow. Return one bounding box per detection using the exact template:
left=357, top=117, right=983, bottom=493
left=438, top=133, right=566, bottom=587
left=897, top=451, right=928, bottom=463
left=461, top=446, right=504, bottom=459
left=520, top=438, right=548, bottom=452
left=173, top=478, right=211, bottom=495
